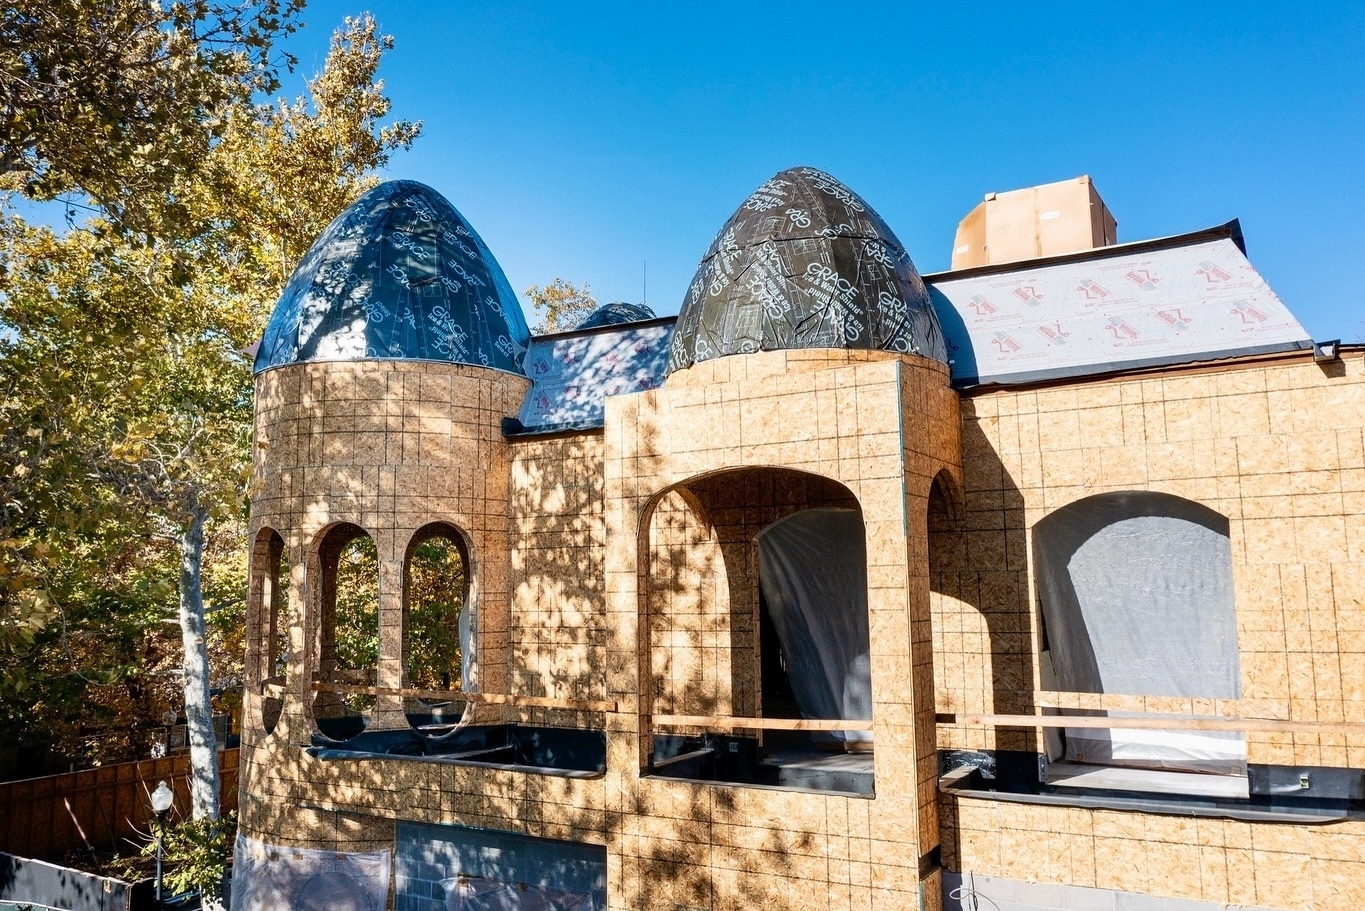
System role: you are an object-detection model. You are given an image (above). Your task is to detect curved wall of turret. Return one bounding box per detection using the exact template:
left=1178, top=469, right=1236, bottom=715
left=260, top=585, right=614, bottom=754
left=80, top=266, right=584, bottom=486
left=239, top=359, right=528, bottom=847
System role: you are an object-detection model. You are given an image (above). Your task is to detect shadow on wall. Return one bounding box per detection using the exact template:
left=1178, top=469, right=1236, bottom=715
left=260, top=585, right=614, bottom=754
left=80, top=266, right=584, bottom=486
left=932, top=412, right=1036, bottom=879
left=929, top=414, right=1037, bottom=752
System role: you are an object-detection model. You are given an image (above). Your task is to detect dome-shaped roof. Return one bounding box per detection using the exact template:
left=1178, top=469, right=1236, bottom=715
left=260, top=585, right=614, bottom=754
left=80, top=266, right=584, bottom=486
left=666, top=167, right=947, bottom=374
left=254, top=180, right=530, bottom=374
left=575, top=301, right=657, bottom=330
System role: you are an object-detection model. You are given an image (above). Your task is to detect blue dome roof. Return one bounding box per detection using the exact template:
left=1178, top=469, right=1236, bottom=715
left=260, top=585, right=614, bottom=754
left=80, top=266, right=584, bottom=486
left=667, top=167, right=947, bottom=373
left=254, top=181, right=530, bottom=374
left=575, top=301, right=657, bottom=330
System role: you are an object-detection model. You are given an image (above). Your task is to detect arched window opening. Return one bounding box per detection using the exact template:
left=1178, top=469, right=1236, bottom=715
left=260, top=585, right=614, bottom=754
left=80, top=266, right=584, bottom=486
left=312, top=523, right=379, bottom=741
left=250, top=528, right=289, bottom=735
left=643, top=467, right=873, bottom=796
left=402, top=523, right=471, bottom=731
left=1033, top=491, right=1244, bottom=793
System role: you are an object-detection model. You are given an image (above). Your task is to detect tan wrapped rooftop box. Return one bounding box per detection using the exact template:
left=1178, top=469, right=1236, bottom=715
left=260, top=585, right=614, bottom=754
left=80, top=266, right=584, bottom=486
left=951, top=175, right=1117, bottom=269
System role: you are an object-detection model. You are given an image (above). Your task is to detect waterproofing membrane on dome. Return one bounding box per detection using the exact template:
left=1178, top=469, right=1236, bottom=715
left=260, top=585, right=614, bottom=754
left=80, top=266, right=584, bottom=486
left=667, top=167, right=947, bottom=373
left=254, top=181, right=530, bottom=374
left=576, top=301, right=656, bottom=330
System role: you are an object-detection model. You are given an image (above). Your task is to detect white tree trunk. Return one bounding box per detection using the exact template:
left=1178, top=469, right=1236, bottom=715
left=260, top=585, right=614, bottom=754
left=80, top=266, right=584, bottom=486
left=179, top=507, right=220, bottom=820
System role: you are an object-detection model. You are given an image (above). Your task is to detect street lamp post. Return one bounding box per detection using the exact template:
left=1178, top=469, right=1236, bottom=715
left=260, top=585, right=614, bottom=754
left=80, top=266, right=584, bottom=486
left=150, top=780, right=174, bottom=909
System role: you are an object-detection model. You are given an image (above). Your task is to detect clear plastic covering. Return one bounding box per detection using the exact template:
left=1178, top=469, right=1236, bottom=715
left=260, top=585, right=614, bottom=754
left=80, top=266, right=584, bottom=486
left=1034, top=492, right=1245, bottom=773
left=757, top=508, right=872, bottom=742
left=441, top=876, right=597, bottom=911
left=230, top=835, right=391, bottom=911
left=667, top=167, right=947, bottom=374
left=254, top=180, right=530, bottom=374
left=574, top=301, right=656, bottom=330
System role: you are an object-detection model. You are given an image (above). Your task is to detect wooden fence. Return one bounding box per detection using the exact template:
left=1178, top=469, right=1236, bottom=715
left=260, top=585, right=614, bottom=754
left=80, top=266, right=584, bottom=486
left=0, top=749, right=238, bottom=859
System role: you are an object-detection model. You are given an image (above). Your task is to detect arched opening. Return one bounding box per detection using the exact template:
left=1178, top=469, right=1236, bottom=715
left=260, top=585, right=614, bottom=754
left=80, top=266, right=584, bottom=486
left=1033, top=491, right=1245, bottom=791
left=643, top=467, right=873, bottom=795
left=402, top=523, right=471, bottom=731
left=311, top=522, right=379, bottom=741
left=249, top=528, right=289, bottom=735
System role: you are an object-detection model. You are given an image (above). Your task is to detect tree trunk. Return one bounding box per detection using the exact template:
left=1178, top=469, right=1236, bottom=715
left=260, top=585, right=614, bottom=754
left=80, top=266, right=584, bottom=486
left=179, top=507, right=220, bottom=820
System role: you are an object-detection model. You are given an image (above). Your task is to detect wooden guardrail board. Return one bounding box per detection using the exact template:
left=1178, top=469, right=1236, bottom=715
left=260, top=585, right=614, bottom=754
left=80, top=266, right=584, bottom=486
left=937, top=712, right=1365, bottom=734
left=309, top=681, right=618, bottom=714
left=652, top=714, right=874, bottom=732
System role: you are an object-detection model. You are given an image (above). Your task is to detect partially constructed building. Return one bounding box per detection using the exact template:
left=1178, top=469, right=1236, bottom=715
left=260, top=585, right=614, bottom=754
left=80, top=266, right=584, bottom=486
left=235, top=170, right=1365, bottom=910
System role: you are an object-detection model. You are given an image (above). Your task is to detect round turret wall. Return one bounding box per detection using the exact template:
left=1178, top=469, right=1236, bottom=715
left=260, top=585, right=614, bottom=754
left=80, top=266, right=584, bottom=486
left=239, top=358, right=528, bottom=846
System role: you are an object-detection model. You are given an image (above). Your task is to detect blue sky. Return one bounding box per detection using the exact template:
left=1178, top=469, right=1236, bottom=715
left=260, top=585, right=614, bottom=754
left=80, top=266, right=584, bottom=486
left=233, top=4, right=1365, bottom=340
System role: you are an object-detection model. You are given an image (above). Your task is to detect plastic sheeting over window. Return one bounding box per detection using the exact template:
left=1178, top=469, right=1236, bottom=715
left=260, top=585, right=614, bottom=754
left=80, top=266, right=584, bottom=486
left=230, top=835, right=391, bottom=911
left=442, top=876, right=597, bottom=911
left=1034, top=492, right=1244, bottom=773
left=756, top=508, right=872, bottom=743
left=254, top=180, right=530, bottom=374
left=667, top=167, right=948, bottom=374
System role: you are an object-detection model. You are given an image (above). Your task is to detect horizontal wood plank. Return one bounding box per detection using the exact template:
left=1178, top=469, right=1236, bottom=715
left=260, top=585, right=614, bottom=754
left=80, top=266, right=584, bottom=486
left=309, top=681, right=617, bottom=714
left=937, top=712, right=1365, bottom=734
left=652, top=714, right=874, bottom=732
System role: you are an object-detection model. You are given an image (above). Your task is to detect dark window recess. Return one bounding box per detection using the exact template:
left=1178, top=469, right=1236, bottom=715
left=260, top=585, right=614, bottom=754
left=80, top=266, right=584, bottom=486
left=308, top=724, right=605, bottom=778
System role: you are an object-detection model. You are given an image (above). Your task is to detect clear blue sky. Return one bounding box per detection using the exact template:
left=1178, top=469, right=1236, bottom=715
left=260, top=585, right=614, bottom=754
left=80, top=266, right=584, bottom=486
left=284, top=2, right=1362, bottom=340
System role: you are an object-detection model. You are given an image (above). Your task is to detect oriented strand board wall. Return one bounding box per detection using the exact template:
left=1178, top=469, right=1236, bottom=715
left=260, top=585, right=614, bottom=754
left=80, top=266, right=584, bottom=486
left=938, top=352, right=1365, bottom=908
left=508, top=433, right=610, bottom=717
left=607, top=350, right=962, bottom=911
left=646, top=488, right=729, bottom=716
left=241, top=360, right=533, bottom=850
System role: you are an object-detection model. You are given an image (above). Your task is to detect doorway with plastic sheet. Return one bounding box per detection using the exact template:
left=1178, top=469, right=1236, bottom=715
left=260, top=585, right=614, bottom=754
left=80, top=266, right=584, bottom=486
left=756, top=507, right=873, bottom=743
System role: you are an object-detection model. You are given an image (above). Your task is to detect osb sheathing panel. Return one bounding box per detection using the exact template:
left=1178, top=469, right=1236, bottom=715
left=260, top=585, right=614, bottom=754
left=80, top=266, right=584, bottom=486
left=941, top=795, right=1365, bottom=910
left=241, top=350, right=963, bottom=911
left=242, top=360, right=545, bottom=849
left=508, top=434, right=609, bottom=716
left=937, top=354, right=1365, bottom=908
left=607, top=349, right=962, bottom=910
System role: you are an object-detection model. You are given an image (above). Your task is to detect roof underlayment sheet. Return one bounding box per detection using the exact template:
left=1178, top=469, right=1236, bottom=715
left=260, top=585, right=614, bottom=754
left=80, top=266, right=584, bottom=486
left=508, top=319, right=672, bottom=435
left=925, top=222, right=1311, bottom=387
left=509, top=224, right=1312, bottom=430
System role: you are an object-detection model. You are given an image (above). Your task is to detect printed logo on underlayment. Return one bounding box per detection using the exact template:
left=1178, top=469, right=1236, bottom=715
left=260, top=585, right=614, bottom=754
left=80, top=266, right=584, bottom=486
left=968, top=294, right=997, bottom=316
left=1231, top=301, right=1268, bottom=325
left=786, top=207, right=812, bottom=228
left=1038, top=323, right=1070, bottom=345
left=991, top=331, right=1021, bottom=353
left=743, top=178, right=790, bottom=212
left=1156, top=309, right=1192, bottom=333
left=1126, top=269, right=1159, bottom=291
left=532, top=356, right=552, bottom=376
left=1077, top=279, right=1109, bottom=300
left=1197, top=261, right=1232, bottom=283
left=1105, top=317, right=1139, bottom=340
left=1013, top=286, right=1044, bottom=307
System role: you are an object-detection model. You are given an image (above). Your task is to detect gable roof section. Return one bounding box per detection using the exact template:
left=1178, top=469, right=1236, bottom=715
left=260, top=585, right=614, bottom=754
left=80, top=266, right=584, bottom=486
left=923, top=221, right=1311, bottom=388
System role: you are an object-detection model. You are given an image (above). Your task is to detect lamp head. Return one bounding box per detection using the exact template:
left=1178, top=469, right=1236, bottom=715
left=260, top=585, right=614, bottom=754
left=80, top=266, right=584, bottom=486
left=151, top=780, right=174, bottom=815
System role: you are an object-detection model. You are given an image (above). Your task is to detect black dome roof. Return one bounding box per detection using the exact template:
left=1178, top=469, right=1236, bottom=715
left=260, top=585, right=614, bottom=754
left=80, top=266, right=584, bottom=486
left=667, top=167, right=947, bottom=373
left=255, top=180, right=530, bottom=374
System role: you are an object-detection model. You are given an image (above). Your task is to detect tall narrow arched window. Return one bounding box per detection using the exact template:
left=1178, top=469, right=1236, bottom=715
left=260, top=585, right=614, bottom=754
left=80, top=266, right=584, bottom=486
left=1034, top=492, right=1243, bottom=778
left=250, top=528, right=288, bottom=735
left=403, top=523, right=471, bottom=730
left=312, top=523, right=379, bottom=740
